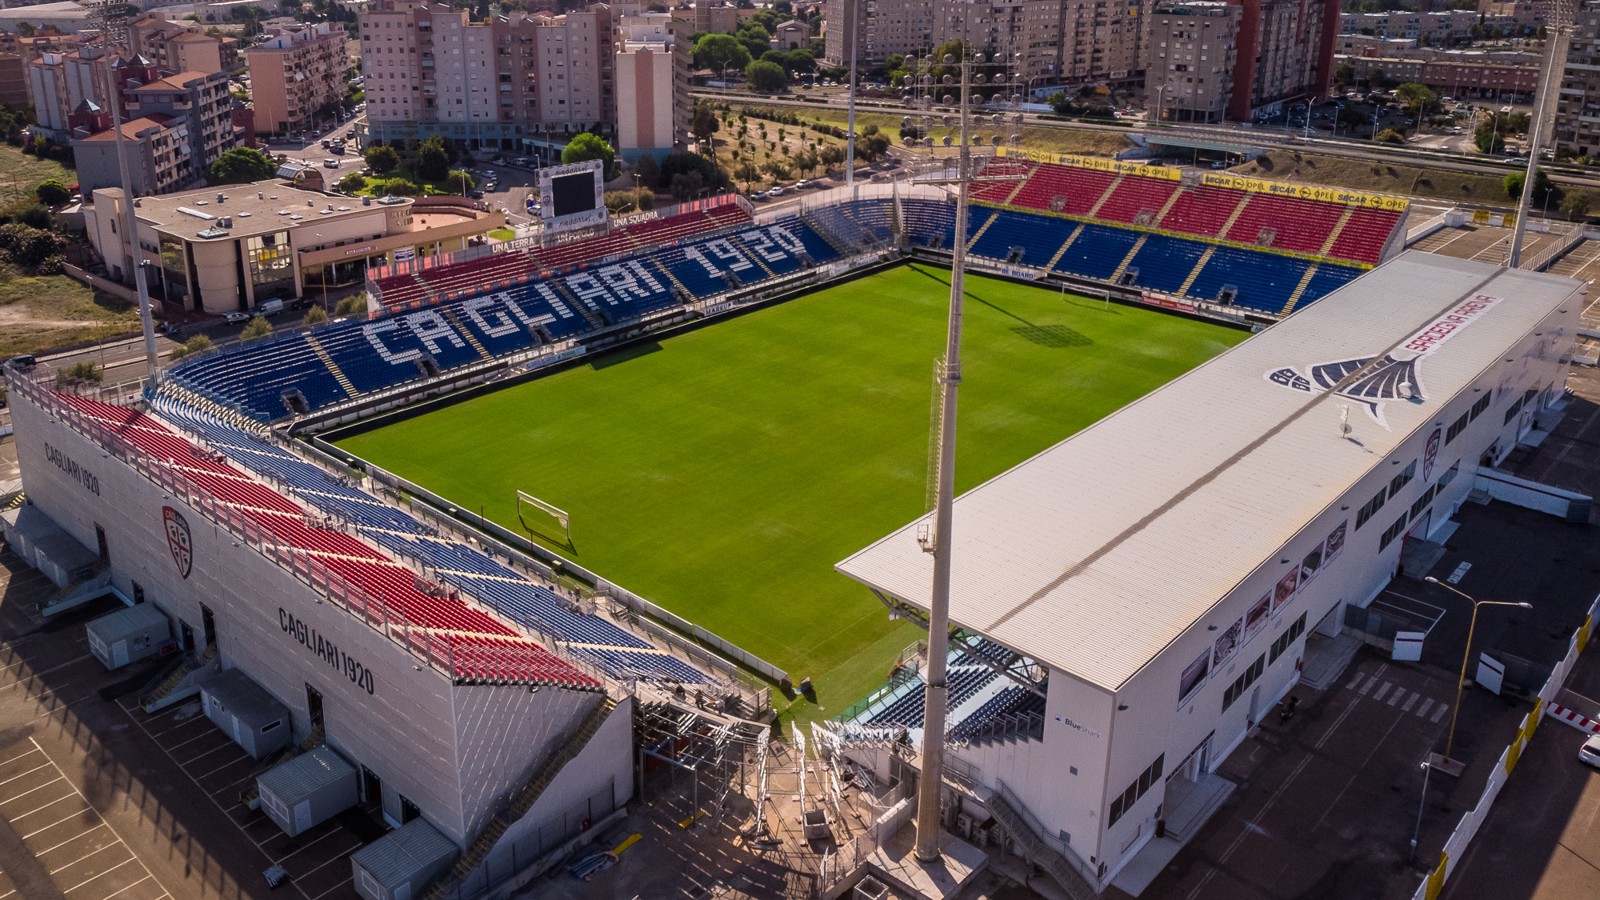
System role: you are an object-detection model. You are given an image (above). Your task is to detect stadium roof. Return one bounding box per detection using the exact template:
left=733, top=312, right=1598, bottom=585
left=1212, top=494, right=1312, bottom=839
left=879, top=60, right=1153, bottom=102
left=837, top=251, right=1584, bottom=692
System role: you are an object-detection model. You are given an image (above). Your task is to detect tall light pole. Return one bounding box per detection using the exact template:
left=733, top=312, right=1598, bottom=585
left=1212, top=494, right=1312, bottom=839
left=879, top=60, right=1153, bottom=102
left=1154, top=80, right=1173, bottom=126
left=91, top=1, right=160, bottom=386
left=844, top=0, right=859, bottom=190
left=1424, top=577, right=1532, bottom=761
left=1509, top=1, right=1574, bottom=267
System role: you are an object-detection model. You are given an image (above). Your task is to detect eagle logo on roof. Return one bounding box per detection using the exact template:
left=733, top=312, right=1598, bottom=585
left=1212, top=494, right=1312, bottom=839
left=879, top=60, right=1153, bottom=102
left=1266, top=294, right=1502, bottom=426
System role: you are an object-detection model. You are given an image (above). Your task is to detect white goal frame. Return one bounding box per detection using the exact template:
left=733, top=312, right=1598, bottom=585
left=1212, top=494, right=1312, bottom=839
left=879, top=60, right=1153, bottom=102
left=516, top=490, right=571, bottom=545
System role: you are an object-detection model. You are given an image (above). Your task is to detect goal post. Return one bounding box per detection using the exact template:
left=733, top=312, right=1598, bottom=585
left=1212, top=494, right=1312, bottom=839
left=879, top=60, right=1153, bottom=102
left=516, top=490, right=571, bottom=545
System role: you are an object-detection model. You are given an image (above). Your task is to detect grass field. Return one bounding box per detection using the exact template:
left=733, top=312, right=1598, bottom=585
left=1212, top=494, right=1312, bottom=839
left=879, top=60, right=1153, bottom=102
left=336, top=264, right=1247, bottom=721
left=0, top=267, right=140, bottom=357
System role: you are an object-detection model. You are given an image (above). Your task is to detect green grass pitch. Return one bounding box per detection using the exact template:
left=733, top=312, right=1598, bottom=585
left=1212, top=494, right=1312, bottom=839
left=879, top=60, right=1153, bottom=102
left=335, top=263, right=1247, bottom=720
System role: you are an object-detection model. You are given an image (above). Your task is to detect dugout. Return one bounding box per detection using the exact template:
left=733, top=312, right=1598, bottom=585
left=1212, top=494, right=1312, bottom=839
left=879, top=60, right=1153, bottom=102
left=258, top=745, right=359, bottom=837
left=86, top=604, right=172, bottom=670
left=350, top=817, right=457, bottom=900
left=200, top=668, right=291, bottom=760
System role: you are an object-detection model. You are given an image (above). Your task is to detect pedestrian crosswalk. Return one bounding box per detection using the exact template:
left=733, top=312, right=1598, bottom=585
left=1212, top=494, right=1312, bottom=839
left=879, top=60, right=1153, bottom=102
left=1346, top=670, right=1450, bottom=723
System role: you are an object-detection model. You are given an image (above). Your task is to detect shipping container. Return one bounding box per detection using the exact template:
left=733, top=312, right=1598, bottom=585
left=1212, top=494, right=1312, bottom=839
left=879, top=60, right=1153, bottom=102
left=86, top=604, right=171, bottom=670
left=200, top=668, right=291, bottom=760
left=257, top=745, right=358, bottom=837
left=351, top=817, right=457, bottom=900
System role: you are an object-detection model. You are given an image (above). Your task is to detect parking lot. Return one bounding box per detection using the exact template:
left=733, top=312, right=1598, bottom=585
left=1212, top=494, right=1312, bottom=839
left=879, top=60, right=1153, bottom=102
left=1409, top=223, right=1567, bottom=267
left=118, top=700, right=366, bottom=900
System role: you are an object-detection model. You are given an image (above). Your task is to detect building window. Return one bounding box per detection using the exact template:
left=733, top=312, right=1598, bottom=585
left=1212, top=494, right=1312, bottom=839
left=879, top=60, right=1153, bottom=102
left=1379, top=511, right=1410, bottom=551
left=1355, top=488, right=1386, bottom=530
left=1221, top=654, right=1266, bottom=712
left=246, top=231, right=295, bottom=300
left=1270, top=613, right=1307, bottom=664
left=1445, top=411, right=1469, bottom=445
left=1469, top=393, right=1491, bottom=421
left=1389, top=460, right=1417, bottom=499
left=1409, top=484, right=1436, bottom=522
left=1504, top=394, right=1526, bottom=425
left=1108, top=753, right=1164, bottom=827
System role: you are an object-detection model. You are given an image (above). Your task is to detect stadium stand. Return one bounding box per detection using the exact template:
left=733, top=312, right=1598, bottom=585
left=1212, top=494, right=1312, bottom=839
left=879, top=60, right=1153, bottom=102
left=1184, top=245, right=1313, bottom=314
left=1123, top=234, right=1209, bottom=294
left=1010, top=164, right=1116, bottom=216
left=1224, top=194, right=1347, bottom=254
left=1093, top=175, right=1179, bottom=224
left=946, top=686, right=1047, bottom=743
left=1157, top=185, right=1245, bottom=237
left=1328, top=206, right=1405, bottom=263
left=149, top=395, right=713, bottom=685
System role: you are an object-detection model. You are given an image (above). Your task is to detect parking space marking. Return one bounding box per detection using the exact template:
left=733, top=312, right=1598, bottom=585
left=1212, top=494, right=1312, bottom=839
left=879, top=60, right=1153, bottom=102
left=1, top=774, right=68, bottom=805
left=99, top=875, right=155, bottom=899
left=6, top=737, right=169, bottom=900
left=1373, top=682, right=1392, bottom=702
left=1416, top=698, right=1435, bottom=719
left=0, top=761, right=53, bottom=786
left=1387, top=689, right=1405, bottom=706
left=1431, top=703, right=1449, bottom=723
left=1401, top=692, right=1419, bottom=713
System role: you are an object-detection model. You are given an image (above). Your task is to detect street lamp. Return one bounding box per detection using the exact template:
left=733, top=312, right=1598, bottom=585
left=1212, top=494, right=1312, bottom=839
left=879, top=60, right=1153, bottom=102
left=1423, top=576, right=1532, bottom=761
left=1409, top=758, right=1430, bottom=863
left=1154, top=81, right=1174, bottom=126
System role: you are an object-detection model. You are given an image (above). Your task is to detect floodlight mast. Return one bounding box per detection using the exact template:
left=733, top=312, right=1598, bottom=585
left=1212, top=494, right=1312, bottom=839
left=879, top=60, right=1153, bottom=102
left=91, top=1, right=161, bottom=387
left=1507, top=0, right=1573, bottom=268
left=913, top=43, right=976, bottom=866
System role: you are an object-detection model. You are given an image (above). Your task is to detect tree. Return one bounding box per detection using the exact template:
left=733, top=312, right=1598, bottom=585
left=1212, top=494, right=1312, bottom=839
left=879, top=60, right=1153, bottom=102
left=36, top=179, right=70, bottom=206
left=1474, top=119, right=1506, bottom=154
left=1374, top=128, right=1405, bottom=145
left=416, top=135, right=451, bottom=182
left=56, top=362, right=102, bottom=386
left=364, top=144, right=400, bottom=175
left=658, top=150, right=728, bottom=193
left=167, top=331, right=214, bottom=358
left=1394, top=82, right=1436, bottom=117
left=337, top=172, right=367, bottom=193
left=690, top=101, right=720, bottom=152
left=444, top=169, right=475, bottom=194
left=694, top=34, right=751, bottom=74
left=1504, top=168, right=1553, bottom=205
left=736, top=24, right=772, bottom=62
left=303, top=305, right=329, bottom=327
left=207, top=147, right=277, bottom=185
left=241, top=316, right=273, bottom=342
left=1560, top=192, right=1592, bottom=222
left=633, top=155, right=661, bottom=188
left=745, top=59, right=787, bottom=92
left=334, top=295, right=367, bottom=317
left=1334, top=61, right=1355, bottom=87
left=561, top=133, right=615, bottom=176
left=167, top=334, right=214, bottom=361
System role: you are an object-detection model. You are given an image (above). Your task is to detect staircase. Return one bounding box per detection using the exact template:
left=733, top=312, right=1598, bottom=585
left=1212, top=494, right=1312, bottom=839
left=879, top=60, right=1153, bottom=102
left=304, top=334, right=357, bottom=399
left=731, top=236, right=777, bottom=279
left=1110, top=234, right=1148, bottom=284
left=1153, top=187, right=1186, bottom=227
left=441, top=308, right=493, bottom=360
left=964, top=210, right=998, bottom=253
left=139, top=643, right=218, bottom=713
left=650, top=259, right=694, bottom=302
left=1320, top=206, right=1356, bottom=256
left=1046, top=224, right=1086, bottom=271
left=426, top=696, right=619, bottom=898
left=1177, top=245, right=1216, bottom=296
left=987, top=783, right=1096, bottom=900
left=1088, top=176, right=1123, bottom=217
left=553, top=281, right=606, bottom=329
left=800, top=212, right=854, bottom=256
left=1001, top=174, right=1030, bottom=206
left=1280, top=263, right=1320, bottom=316
left=1217, top=194, right=1252, bottom=236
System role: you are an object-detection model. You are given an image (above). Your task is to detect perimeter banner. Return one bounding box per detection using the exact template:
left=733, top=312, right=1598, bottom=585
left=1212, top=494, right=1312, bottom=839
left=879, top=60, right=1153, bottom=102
left=996, top=146, right=1182, bottom=181
left=1199, top=171, right=1409, bottom=211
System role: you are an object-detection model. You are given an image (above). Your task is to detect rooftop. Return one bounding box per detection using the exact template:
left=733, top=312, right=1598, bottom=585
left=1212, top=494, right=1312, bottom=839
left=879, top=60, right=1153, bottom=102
left=77, top=115, right=176, bottom=142
left=837, top=252, right=1584, bottom=692
left=94, top=180, right=405, bottom=241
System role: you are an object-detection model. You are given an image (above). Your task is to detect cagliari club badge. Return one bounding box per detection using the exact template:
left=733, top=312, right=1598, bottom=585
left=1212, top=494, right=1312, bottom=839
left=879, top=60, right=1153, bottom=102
left=163, top=506, right=193, bottom=579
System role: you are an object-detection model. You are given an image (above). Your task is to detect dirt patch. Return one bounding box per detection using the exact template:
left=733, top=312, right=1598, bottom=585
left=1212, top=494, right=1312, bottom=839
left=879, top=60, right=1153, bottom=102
left=1230, top=149, right=1600, bottom=215
left=0, top=269, right=140, bottom=357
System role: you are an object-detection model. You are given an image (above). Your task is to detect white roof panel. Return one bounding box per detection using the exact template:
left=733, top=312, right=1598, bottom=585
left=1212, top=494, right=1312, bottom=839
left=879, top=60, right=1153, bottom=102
left=837, top=251, right=1583, bottom=690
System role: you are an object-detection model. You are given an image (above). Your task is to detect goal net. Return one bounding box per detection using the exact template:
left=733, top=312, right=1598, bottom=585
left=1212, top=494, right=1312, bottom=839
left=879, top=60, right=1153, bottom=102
left=516, top=490, right=571, bottom=545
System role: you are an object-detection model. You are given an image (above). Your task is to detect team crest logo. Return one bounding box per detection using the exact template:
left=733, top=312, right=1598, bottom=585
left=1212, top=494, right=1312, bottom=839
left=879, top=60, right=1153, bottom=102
left=1266, top=294, right=1502, bottom=426
left=163, top=506, right=193, bottom=579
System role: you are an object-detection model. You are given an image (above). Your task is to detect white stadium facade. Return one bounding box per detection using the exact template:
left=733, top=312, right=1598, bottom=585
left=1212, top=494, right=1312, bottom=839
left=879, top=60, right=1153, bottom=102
left=836, top=251, right=1584, bottom=892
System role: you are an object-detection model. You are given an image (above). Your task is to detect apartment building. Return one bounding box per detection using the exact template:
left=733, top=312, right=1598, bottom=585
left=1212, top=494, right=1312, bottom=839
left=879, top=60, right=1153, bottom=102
left=246, top=22, right=348, bottom=135
left=1146, top=0, right=1337, bottom=123
left=28, top=43, right=148, bottom=141
left=1145, top=1, right=1239, bottom=123
left=130, top=16, right=239, bottom=76
left=1338, top=52, right=1539, bottom=101
left=824, top=0, right=1147, bottom=88
left=1552, top=0, right=1600, bottom=159
left=74, top=68, right=235, bottom=194
left=72, top=114, right=192, bottom=195
left=360, top=1, right=613, bottom=151
left=615, top=13, right=688, bottom=160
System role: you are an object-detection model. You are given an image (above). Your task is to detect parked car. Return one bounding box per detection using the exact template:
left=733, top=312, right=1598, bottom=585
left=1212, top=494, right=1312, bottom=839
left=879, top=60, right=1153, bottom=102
left=1581, top=734, right=1600, bottom=768
left=223, top=311, right=252, bottom=324
left=768, top=186, right=785, bottom=197
left=323, top=157, right=341, bottom=169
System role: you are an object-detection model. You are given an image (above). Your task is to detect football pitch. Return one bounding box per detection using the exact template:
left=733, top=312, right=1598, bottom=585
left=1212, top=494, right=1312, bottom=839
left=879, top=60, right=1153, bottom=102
left=335, top=263, right=1248, bottom=719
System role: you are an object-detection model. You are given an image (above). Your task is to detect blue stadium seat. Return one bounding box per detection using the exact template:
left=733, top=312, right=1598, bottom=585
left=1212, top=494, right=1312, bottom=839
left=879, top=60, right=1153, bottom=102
left=1126, top=235, right=1208, bottom=294
left=1186, top=246, right=1311, bottom=314
left=1055, top=223, right=1141, bottom=281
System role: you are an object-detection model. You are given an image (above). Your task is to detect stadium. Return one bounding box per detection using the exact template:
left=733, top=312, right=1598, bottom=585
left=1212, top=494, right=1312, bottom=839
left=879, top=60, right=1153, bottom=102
left=4, top=145, right=1584, bottom=899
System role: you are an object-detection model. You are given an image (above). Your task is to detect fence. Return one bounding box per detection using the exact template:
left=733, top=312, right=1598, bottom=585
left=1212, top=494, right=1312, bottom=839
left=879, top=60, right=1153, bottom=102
left=1411, top=592, right=1600, bottom=900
